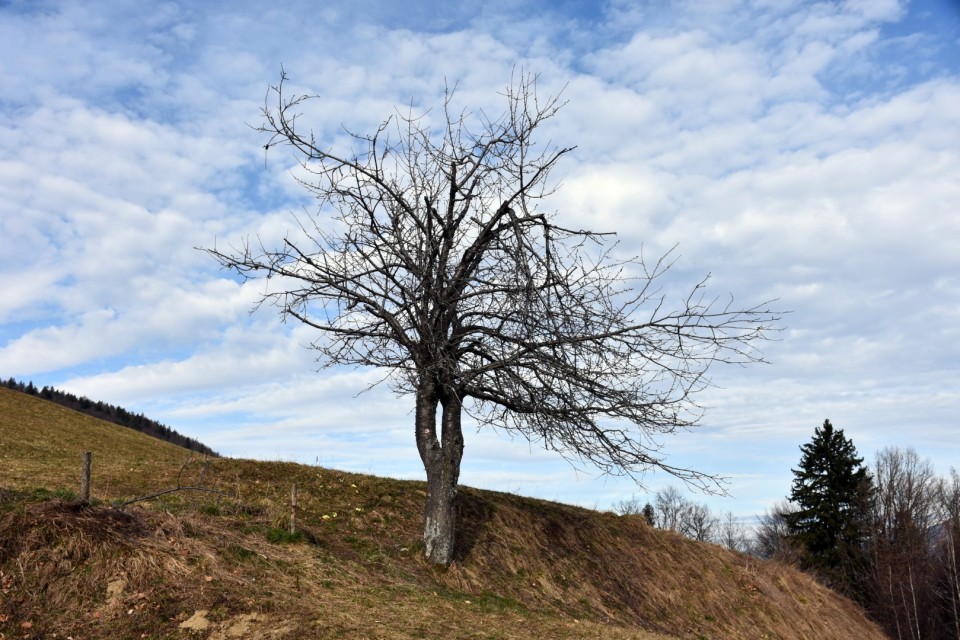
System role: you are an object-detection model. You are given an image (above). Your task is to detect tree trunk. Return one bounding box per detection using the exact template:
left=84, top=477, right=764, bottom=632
left=415, top=382, right=464, bottom=566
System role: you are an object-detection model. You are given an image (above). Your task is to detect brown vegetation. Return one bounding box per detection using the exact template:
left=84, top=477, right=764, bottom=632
left=0, top=388, right=886, bottom=639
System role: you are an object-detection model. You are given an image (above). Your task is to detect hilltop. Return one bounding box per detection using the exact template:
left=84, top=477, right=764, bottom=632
left=0, top=388, right=886, bottom=639
left=2, top=377, right=218, bottom=456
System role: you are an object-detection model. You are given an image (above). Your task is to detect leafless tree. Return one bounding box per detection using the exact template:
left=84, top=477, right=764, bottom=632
left=940, top=469, right=960, bottom=527
left=613, top=494, right=642, bottom=516
left=752, top=499, right=799, bottom=561
left=867, top=457, right=960, bottom=640
left=868, top=447, right=941, bottom=639
left=935, top=468, right=960, bottom=639
left=718, top=511, right=749, bottom=553
left=612, top=494, right=657, bottom=526
left=650, top=485, right=719, bottom=542
left=680, top=501, right=719, bottom=542
left=654, top=485, right=690, bottom=532
left=206, top=71, right=779, bottom=566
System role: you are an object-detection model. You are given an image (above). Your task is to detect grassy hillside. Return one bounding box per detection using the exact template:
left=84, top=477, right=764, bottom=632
left=2, top=379, right=218, bottom=456
left=0, top=387, right=208, bottom=498
left=0, top=388, right=887, bottom=639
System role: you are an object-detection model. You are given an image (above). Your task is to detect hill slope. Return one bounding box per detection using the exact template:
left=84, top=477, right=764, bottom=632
left=0, top=388, right=886, bottom=639
left=3, top=377, right=218, bottom=456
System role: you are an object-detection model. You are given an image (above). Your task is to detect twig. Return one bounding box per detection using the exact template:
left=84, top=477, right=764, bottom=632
left=175, top=454, right=195, bottom=489
left=119, top=486, right=237, bottom=508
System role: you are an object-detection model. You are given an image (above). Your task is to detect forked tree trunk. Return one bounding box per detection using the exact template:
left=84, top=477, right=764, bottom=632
left=415, top=383, right=465, bottom=566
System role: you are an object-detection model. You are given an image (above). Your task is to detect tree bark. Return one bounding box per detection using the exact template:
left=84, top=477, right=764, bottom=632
left=415, top=381, right=464, bottom=566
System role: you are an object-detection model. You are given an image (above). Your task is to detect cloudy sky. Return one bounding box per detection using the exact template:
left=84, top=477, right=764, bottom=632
left=1, top=0, right=958, bottom=520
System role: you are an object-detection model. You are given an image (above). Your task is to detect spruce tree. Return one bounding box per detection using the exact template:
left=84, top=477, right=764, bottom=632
left=641, top=502, right=656, bottom=527
left=787, top=419, right=873, bottom=593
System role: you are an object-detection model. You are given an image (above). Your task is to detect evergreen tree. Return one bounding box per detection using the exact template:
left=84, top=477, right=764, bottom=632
left=787, top=419, right=873, bottom=594
left=641, top=502, right=656, bottom=527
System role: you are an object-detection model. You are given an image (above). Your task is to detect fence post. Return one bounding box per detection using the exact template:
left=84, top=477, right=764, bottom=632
left=290, top=483, right=298, bottom=535
left=80, top=451, right=92, bottom=504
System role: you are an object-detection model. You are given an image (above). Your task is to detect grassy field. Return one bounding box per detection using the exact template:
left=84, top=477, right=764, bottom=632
left=0, top=388, right=887, bottom=639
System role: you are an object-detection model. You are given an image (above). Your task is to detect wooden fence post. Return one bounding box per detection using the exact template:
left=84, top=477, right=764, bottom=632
left=290, top=483, right=298, bottom=535
left=80, top=451, right=92, bottom=504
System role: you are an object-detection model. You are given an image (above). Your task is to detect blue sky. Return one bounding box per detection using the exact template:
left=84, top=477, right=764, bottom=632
left=1, top=0, right=958, bottom=520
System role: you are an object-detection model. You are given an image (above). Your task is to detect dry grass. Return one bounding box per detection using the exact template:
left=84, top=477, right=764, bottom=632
left=0, top=388, right=887, bottom=639
left=0, top=388, right=202, bottom=499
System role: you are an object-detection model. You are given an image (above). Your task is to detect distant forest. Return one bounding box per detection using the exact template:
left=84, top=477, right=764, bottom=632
left=3, top=378, right=218, bottom=457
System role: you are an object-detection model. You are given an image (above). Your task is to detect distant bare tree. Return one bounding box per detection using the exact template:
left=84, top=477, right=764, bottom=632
left=934, top=468, right=960, bottom=639
left=940, top=468, right=960, bottom=526
left=680, top=501, right=719, bottom=542
left=868, top=447, right=940, bottom=639
left=718, top=511, right=749, bottom=553
left=207, top=71, right=779, bottom=566
left=866, top=456, right=960, bottom=640
left=613, top=494, right=657, bottom=527
left=650, top=486, right=719, bottom=542
left=613, top=494, right=643, bottom=516
left=655, top=486, right=690, bottom=532
left=753, top=500, right=799, bottom=561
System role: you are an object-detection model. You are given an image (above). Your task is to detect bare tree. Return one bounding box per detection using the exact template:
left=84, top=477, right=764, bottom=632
left=650, top=485, right=719, bottom=542
left=935, top=468, right=960, bottom=639
left=718, top=511, right=749, bottom=553
left=612, top=494, right=657, bottom=527
left=206, top=72, right=779, bottom=566
left=869, top=447, right=941, bottom=639
left=681, top=501, right=719, bottom=542
left=940, top=469, right=960, bottom=528
left=753, top=499, right=799, bottom=561
left=613, top=494, right=644, bottom=516
left=654, top=485, right=690, bottom=533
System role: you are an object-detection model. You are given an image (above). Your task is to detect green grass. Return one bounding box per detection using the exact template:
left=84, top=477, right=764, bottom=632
left=266, top=527, right=306, bottom=544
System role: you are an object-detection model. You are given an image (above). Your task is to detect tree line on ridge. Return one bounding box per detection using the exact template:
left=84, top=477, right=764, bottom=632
left=3, top=377, right=218, bottom=458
